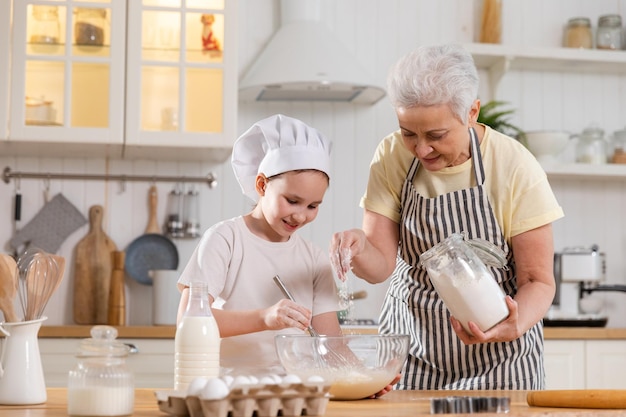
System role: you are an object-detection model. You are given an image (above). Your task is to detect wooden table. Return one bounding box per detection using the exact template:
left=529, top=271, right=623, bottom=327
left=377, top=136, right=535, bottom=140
left=1, top=388, right=624, bottom=417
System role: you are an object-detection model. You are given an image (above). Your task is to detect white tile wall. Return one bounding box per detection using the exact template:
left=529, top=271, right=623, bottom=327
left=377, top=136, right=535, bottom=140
left=2, top=0, right=626, bottom=327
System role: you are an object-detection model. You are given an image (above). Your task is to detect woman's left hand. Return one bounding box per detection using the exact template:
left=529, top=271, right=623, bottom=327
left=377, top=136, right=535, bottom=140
left=366, top=373, right=401, bottom=399
left=451, top=295, right=523, bottom=344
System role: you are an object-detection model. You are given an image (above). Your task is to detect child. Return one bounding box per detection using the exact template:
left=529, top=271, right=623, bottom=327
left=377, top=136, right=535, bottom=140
left=176, top=114, right=342, bottom=371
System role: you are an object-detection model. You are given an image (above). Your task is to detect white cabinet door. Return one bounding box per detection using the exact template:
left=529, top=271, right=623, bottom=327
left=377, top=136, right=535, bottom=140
left=124, top=0, right=237, bottom=161
left=9, top=1, right=126, bottom=152
left=586, top=340, right=626, bottom=389
left=0, top=0, right=10, bottom=140
left=40, top=338, right=175, bottom=389
left=543, top=340, right=585, bottom=389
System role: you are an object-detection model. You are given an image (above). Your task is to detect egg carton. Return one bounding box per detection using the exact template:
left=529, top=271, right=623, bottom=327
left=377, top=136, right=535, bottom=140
left=156, top=383, right=331, bottom=417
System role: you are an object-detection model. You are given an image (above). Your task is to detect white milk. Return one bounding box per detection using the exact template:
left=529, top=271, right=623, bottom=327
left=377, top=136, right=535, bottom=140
left=174, top=315, right=220, bottom=391
left=67, top=387, right=134, bottom=416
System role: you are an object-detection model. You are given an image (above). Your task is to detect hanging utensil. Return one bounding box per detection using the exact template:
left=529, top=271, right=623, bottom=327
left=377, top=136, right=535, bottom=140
left=16, top=248, right=65, bottom=321
left=0, top=254, right=19, bottom=323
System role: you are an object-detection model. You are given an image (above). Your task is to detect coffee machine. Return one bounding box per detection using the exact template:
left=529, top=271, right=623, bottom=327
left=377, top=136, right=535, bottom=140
left=547, top=244, right=626, bottom=326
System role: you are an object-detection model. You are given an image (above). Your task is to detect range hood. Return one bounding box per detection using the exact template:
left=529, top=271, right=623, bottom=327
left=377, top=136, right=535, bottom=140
left=239, top=0, right=386, bottom=104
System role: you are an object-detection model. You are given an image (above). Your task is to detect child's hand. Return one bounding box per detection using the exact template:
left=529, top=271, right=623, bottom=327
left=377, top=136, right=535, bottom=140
left=263, top=299, right=313, bottom=332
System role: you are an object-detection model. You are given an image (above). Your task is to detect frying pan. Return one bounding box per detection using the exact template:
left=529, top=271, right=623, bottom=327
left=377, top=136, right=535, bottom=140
left=125, top=186, right=179, bottom=286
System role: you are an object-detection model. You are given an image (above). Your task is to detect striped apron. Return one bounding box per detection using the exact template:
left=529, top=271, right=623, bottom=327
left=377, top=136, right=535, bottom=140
left=379, top=128, right=545, bottom=390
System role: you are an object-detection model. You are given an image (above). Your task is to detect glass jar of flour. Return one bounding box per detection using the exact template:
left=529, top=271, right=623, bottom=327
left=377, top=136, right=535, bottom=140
left=68, top=326, right=134, bottom=416
left=420, top=233, right=509, bottom=335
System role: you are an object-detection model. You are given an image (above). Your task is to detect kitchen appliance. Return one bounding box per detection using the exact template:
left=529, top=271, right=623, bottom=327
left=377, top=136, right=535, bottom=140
left=547, top=245, right=626, bottom=326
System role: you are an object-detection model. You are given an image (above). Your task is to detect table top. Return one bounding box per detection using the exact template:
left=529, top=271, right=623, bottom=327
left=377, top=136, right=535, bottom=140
left=1, top=388, right=625, bottom=417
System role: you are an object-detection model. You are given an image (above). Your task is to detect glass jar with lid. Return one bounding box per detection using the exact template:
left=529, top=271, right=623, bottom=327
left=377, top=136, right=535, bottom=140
left=574, top=125, right=608, bottom=164
left=419, top=233, right=509, bottom=335
left=67, top=326, right=134, bottom=417
left=74, top=8, right=107, bottom=46
left=596, top=14, right=623, bottom=50
left=611, top=127, right=626, bottom=164
left=30, top=5, right=60, bottom=44
left=564, top=17, right=593, bottom=49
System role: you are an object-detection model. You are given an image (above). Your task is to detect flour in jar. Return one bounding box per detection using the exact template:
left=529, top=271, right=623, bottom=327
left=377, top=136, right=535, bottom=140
left=429, top=260, right=508, bottom=334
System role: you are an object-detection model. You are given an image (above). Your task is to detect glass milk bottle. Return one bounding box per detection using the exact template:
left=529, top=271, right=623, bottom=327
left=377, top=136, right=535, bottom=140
left=174, top=281, right=220, bottom=391
left=67, top=326, right=134, bottom=416
left=420, top=233, right=509, bottom=335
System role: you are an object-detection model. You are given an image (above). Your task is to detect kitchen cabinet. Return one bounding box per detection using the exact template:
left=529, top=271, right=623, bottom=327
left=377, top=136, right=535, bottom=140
left=544, top=339, right=626, bottom=389
left=4, top=0, right=237, bottom=161
left=39, top=338, right=175, bottom=389
left=466, top=42, right=626, bottom=181
left=0, top=1, right=10, bottom=140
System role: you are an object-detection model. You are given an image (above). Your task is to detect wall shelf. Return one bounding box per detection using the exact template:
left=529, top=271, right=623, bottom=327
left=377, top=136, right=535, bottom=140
left=543, top=163, right=626, bottom=181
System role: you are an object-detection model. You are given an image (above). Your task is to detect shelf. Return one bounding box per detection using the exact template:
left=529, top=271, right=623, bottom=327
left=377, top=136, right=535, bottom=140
left=543, top=162, right=626, bottom=180
left=465, top=42, right=626, bottom=98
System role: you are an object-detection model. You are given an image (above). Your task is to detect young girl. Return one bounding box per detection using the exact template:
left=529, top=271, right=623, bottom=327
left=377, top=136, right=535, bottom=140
left=176, top=114, right=342, bottom=371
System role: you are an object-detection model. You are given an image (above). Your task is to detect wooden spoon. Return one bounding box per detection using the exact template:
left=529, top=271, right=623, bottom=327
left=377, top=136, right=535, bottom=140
left=0, top=254, right=19, bottom=322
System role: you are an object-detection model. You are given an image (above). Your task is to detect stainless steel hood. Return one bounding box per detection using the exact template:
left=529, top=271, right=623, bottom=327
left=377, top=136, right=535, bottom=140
left=239, top=1, right=386, bottom=104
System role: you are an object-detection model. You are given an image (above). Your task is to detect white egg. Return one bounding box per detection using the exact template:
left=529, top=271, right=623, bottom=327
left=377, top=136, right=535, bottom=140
left=221, top=375, right=235, bottom=386
left=186, top=377, right=209, bottom=396
left=281, top=374, right=302, bottom=384
left=259, top=376, right=276, bottom=385
left=200, top=377, right=230, bottom=400
left=248, top=375, right=259, bottom=385
left=307, top=375, right=325, bottom=383
left=232, top=375, right=251, bottom=387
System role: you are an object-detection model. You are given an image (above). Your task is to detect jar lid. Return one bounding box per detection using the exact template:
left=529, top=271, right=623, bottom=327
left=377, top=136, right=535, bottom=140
left=598, top=14, right=622, bottom=27
left=567, top=17, right=591, bottom=27
left=466, top=236, right=508, bottom=269
left=77, top=325, right=130, bottom=358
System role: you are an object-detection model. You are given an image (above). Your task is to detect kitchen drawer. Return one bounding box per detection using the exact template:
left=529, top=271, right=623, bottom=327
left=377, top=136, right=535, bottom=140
left=39, top=338, right=174, bottom=389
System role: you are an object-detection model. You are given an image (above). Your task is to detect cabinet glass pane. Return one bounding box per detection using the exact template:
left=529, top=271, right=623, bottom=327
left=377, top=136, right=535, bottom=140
left=186, top=12, right=223, bottom=63
left=141, top=66, right=180, bottom=131
left=25, top=61, right=64, bottom=126
left=187, top=0, right=224, bottom=9
left=142, top=11, right=181, bottom=62
left=143, top=0, right=181, bottom=8
left=72, top=6, right=111, bottom=57
left=185, top=67, right=222, bottom=133
left=27, top=5, right=66, bottom=57
left=71, top=63, right=110, bottom=128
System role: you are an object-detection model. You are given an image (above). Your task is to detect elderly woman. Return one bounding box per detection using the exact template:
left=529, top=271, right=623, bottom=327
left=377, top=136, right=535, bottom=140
left=330, top=44, right=564, bottom=390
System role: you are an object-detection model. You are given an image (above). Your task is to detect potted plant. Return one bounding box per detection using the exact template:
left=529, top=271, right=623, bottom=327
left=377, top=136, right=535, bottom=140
left=477, top=100, right=526, bottom=144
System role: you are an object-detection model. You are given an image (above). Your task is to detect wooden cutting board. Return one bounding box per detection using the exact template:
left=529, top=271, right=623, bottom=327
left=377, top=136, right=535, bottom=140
left=73, top=205, right=117, bottom=324
left=0, top=254, right=18, bottom=322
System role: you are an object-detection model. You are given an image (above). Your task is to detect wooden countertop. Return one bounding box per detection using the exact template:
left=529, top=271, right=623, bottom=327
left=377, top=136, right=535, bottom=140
left=37, top=325, right=626, bottom=340
left=0, top=388, right=623, bottom=416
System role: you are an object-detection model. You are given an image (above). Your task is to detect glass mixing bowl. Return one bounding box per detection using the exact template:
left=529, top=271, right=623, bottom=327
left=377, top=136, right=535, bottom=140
left=275, top=334, right=409, bottom=400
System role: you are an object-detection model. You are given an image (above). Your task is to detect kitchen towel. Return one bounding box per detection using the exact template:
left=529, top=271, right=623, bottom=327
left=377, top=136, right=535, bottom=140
left=9, top=193, right=87, bottom=254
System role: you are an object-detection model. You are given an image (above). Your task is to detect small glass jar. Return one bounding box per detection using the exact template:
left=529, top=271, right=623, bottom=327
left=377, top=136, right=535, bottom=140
left=30, top=5, right=60, bottom=44
left=611, top=128, right=626, bottom=164
left=574, top=125, right=608, bottom=164
left=166, top=185, right=185, bottom=238
left=75, top=8, right=106, bottom=46
left=183, top=187, right=201, bottom=238
left=67, top=326, right=134, bottom=417
left=596, top=14, right=623, bottom=50
left=564, top=17, right=593, bottom=49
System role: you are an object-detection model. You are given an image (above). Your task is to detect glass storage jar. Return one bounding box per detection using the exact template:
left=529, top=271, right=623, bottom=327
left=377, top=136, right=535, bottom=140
left=611, top=127, right=626, bottom=164
left=30, top=5, right=60, bottom=44
left=420, top=233, right=509, bottom=335
left=596, top=14, right=623, bottom=50
left=564, top=17, right=593, bottom=49
left=75, top=8, right=106, bottom=46
left=574, top=125, right=608, bottom=164
left=67, top=326, right=134, bottom=417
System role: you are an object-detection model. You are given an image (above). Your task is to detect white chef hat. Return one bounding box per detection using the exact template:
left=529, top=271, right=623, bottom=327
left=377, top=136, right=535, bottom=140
left=232, top=114, right=332, bottom=202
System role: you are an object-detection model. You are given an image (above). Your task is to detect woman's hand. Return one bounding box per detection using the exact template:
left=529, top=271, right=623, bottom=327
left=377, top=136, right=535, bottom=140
left=263, top=299, right=312, bottom=332
left=367, top=373, right=401, bottom=399
left=329, top=229, right=367, bottom=281
left=451, top=296, right=523, bottom=344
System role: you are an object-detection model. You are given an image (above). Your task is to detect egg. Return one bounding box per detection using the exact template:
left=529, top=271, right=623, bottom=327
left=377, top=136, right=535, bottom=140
left=231, top=375, right=252, bottom=387
left=200, top=377, right=230, bottom=400
left=186, top=377, right=209, bottom=396
left=281, top=374, right=302, bottom=384
left=306, top=375, right=325, bottom=383
left=221, top=375, right=235, bottom=387
left=259, top=376, right=276, bottom=385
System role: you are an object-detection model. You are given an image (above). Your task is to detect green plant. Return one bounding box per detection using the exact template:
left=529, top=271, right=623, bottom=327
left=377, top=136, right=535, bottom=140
left=477, top=100, right=526, bottom=142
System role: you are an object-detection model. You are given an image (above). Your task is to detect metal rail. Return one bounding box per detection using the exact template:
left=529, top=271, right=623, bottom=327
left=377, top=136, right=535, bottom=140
left=2, top=166, right=218, bottom=188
